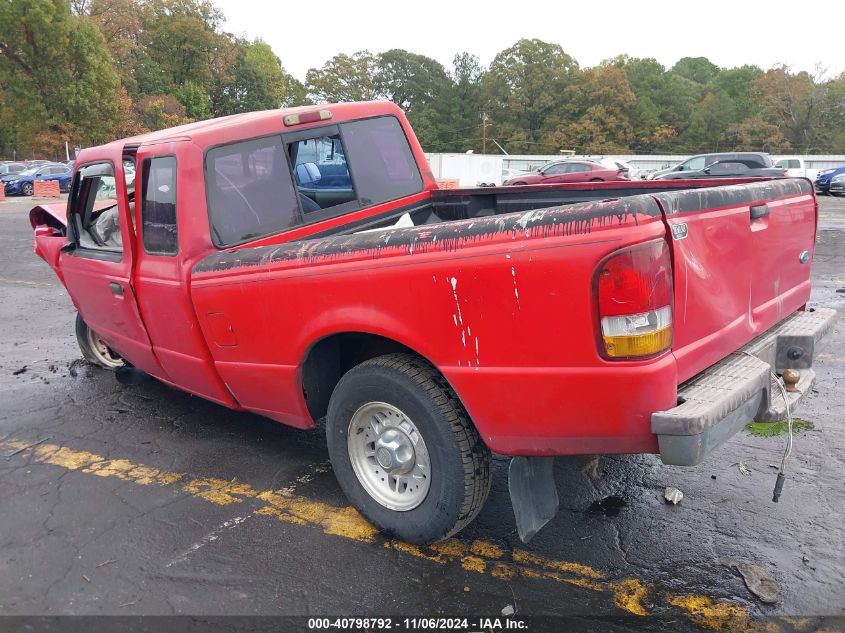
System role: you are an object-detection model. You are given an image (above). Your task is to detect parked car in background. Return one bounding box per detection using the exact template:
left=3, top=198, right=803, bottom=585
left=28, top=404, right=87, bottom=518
left=647, top=152, right=774, bottom=180
left=501, top=167, right=530, bottom=184
left=774, top=158, right=819, bottom=181
left=830, top=173, right=845, bottom=196
left=2, top=163, right=72, bottom=196
left=0, top=162, right=27, bottom=176
left=503, top=160, right=628, bottom=185
left=814, top=166, right=845, bottom=195
left=655, top=158, right=785, bottom=180
left=599, top=158, right=640, bottom=180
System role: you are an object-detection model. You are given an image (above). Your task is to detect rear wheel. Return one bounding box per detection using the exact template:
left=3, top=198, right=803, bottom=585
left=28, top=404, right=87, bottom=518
left=75, top=313, right=125, bottom=369
left=326, top=353, right=492, bottom=543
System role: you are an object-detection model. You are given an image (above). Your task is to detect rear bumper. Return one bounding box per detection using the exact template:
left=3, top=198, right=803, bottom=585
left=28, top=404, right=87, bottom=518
left=652, top=308, right=837, bottom=466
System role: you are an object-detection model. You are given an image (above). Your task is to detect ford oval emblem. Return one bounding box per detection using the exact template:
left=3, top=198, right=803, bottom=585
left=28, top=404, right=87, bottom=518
left=799, top=250, right=810, bottom=264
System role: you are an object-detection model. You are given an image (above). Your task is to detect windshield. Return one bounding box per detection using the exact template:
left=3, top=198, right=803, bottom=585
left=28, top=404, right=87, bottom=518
left=19, top=167, right=39, bottom=176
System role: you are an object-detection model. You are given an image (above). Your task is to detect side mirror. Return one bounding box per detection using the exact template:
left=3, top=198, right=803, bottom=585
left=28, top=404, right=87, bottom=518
left=703, top=167, right=711, bottom=174
left=676, top=165, right=684, bottom=171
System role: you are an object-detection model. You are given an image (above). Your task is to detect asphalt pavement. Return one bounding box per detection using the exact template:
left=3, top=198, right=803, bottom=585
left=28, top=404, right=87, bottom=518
left=1, top=193, right=844, bottom=631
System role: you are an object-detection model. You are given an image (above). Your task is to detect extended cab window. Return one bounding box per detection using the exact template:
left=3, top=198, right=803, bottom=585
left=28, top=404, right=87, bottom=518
left=141, top=156, right=177, bottom=255
left=681, top=157, right=706, bottom=171
left=70, top=162, right=122, bottom=253
left=205, top=136, right=301, bottom=247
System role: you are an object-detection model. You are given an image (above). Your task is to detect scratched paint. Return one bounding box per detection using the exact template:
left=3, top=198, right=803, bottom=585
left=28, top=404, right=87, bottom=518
left=655, top=178, right=811, bottom=216
left=2, top=436, right=755, bottom=624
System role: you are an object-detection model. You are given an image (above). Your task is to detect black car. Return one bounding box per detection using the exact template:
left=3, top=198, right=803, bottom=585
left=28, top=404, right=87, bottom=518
left=649, top=152, right=775, bottom=180
left=655, top=158, right=786, bottom=180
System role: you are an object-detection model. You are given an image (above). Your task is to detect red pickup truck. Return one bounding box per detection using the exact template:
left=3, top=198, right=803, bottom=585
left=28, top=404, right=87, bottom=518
left=30, top=102, right=835, bottom=543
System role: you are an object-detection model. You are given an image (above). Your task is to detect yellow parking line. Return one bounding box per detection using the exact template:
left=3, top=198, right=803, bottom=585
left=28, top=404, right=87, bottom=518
left=2, top=436, right=754, bottom=627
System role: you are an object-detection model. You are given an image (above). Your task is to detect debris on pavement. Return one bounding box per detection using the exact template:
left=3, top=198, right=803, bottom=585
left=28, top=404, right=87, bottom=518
left=501, top=605, right=515, bottom=617
left=588, top=496, right=626, bottom=516
left=664, top=487, right=684, bottom=504
left=12, top=365, right=27, bottom=375
left=5, top=436, right=51, bottom=458
left=739, top=462, right=752, bottom=476
left=723, top=561, right=780, bottom=604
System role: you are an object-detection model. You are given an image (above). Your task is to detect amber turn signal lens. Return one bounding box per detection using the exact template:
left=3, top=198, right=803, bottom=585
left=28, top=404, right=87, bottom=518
left=603, top=326, right=672, bottom=358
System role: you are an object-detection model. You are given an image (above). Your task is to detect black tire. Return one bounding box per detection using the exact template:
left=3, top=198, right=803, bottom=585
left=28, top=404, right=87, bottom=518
left=589, top=178, right=603, bottom=182
left=74, top=312, right=125, bottom=369
left=512, top=181, right=527, bottom=186
left=22, top=182, right=33, bottom=196
left=326, top=353, right=492, bottom=543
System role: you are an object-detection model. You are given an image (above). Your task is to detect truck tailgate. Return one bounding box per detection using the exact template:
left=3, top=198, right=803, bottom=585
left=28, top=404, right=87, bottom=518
left=655, top=179, right=816, bottom=383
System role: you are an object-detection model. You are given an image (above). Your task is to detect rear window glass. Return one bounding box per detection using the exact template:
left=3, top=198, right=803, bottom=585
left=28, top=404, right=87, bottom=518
left=205, top=136, right=300, bottom=247
left=340, top=116, right=423, bottom=205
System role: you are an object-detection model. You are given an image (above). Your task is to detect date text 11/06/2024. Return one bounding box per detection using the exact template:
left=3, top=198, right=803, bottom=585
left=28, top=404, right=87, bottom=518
left=307, top=617, right=528, bottom=630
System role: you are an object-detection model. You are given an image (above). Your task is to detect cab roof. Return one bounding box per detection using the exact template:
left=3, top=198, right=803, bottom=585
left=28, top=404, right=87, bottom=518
left=90, top=101, right=403, bottom=154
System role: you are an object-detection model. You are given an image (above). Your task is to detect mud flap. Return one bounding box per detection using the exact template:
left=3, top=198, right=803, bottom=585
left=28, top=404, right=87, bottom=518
left=508, top=456, right=559, bottom=543
left=115, top=366, right=149, bottom=386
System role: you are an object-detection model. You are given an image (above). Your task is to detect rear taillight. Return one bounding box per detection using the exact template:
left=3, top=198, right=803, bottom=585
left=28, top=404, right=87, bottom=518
left=596, top=239, right=673, bottom=359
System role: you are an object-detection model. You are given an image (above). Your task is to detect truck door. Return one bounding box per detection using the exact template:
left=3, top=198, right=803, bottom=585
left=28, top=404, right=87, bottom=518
left=60, top=156, right=165, bottom=377
left=130, top=143, right=236, bottom=407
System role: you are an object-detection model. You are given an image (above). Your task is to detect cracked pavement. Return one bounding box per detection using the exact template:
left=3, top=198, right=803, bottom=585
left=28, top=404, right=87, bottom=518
left=1, top=194, right=844, bottom=628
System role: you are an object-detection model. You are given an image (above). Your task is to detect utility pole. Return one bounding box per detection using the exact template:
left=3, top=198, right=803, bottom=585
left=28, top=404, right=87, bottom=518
left=481, top=112, right=490, bottom=154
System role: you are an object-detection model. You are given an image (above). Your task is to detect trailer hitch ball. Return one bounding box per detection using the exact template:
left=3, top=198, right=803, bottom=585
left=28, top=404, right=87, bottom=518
left=781, top=368, right=800, bottom=393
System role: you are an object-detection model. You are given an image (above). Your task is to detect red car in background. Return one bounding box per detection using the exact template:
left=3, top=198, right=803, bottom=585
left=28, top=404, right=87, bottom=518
left=503, top=160, right=628, bottom=185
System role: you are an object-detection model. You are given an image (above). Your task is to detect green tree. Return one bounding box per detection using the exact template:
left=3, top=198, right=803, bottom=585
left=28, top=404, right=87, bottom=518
left=175, top=80, right=211, bottom=119
left=483, top=39, right=579, bottom=154
left=672, top=56, right=720, bottom=85
left=0, top=0, right=122, bottom=153
left=306, top=51, right=377, bottom=103
left=142, top=0, right=222, bottom=90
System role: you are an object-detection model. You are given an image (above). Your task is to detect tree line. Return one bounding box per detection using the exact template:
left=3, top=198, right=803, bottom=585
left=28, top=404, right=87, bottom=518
left=2, top=0, right=844, bottom=159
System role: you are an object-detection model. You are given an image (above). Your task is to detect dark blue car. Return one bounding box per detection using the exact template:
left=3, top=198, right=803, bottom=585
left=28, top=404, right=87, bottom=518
left=2, top=163, right=72, bottom=196
left=814, top=166, right=845, bottom=196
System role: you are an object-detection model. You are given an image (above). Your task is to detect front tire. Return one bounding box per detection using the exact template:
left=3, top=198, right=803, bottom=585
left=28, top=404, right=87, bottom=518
left=75, top=313, right=125, bottom=369
left=326, top=353, right=492, bottom=543
left=22, top=182, right=33, bottom=196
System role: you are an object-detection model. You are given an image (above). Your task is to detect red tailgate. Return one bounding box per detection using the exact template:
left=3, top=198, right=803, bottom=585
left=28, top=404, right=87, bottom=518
left=654, top=179, right=816, bottom=383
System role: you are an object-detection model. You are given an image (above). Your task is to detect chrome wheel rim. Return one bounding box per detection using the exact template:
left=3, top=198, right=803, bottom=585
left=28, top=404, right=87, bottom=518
left=86, top=327, right=124, bottom=369
left=347, top=402, right=431, bottom=511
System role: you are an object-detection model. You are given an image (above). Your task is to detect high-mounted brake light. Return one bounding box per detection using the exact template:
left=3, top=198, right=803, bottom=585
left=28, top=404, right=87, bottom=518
left=596, top=239, right=673, bottom=359
left=283, top=109, right=332, bottom=126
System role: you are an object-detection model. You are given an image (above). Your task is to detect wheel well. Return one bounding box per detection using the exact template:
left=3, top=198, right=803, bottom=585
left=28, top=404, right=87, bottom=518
left=301, top=333, right=422, bottom=422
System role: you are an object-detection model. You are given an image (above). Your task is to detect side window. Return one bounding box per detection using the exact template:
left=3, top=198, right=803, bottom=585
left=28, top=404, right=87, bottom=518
left=70, top=162, right=122, bottom=253
left=205, top=135, right=300, bottom=247
left=683, top=157, right=706, bottom=171
left=710, top=161, right=748, bottom=174
left=570, top=164, right=591, bottom=172
left=788, top=159, right=800, bottom=169
left=141, top=156, right=177, bottom=255
left=289, top=133, right=355, bottom=213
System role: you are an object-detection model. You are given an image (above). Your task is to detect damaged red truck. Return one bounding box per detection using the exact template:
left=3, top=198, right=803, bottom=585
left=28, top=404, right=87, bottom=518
left=30, top=102, right=835, bottom=543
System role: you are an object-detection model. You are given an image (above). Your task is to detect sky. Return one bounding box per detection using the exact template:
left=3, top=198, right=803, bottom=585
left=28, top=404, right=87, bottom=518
left=212, top=0, right=840, bottom=81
